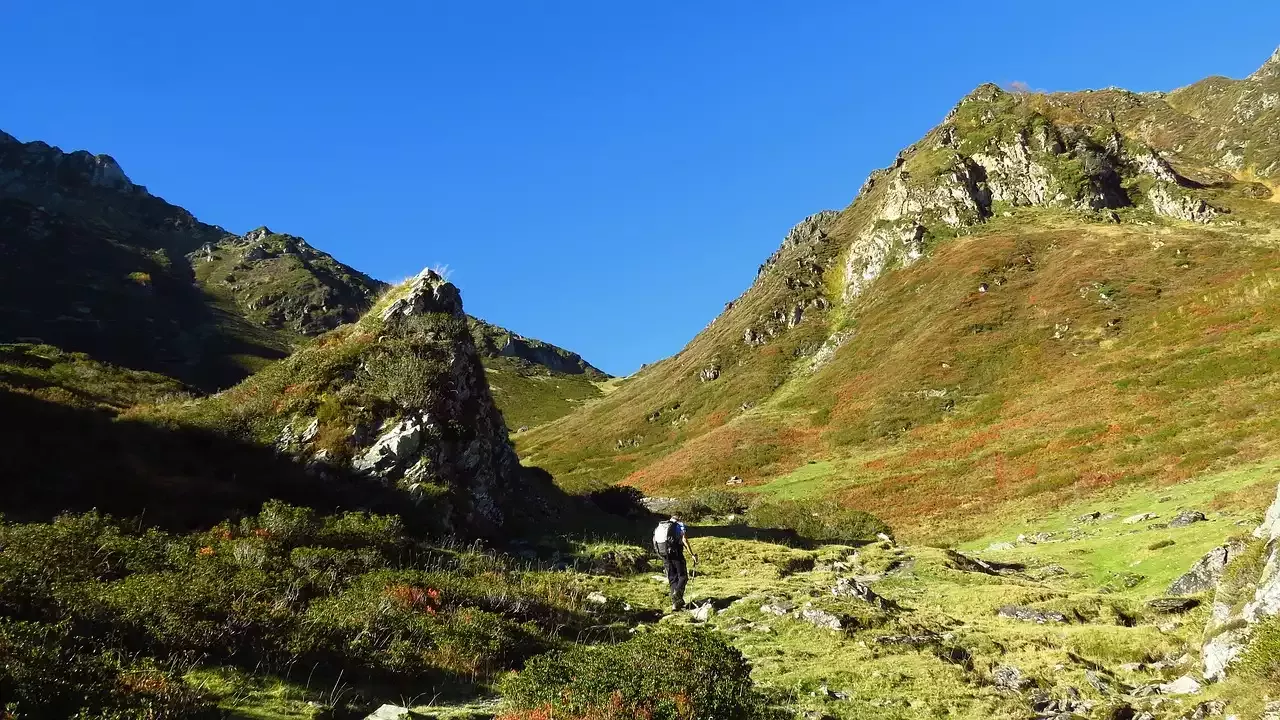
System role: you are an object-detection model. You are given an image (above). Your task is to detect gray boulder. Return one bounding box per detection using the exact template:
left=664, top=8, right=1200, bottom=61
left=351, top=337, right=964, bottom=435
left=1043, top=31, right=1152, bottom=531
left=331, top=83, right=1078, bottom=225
left=1124, top=512, right=1159, bottom=525
left=997, top=605, right=1067, bottom=624
left=761, top=600, right=795, bottom=616
left=1169, top=540, right=1247, bottom=596
left=1147, top=597, right=1200, bottom=614
left=991, top=665, right=1033, bottom=692
left=352, top=416, right=426, bottom=475
left=1169, top=510, right=1207, bottom=528
left=832, top=576, right=900, bottom=611
left=798, top=606, right=843, bottom=631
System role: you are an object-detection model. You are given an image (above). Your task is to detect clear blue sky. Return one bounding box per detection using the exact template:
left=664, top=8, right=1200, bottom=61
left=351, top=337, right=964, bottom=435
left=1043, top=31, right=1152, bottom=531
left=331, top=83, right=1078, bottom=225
left=3, top=2, right=1277, bottom=375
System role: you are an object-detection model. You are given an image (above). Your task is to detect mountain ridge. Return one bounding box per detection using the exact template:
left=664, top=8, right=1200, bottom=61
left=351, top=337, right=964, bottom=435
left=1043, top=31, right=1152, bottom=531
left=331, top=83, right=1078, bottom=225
left=0, top=129, right=607, bottom=423
left=519, top=47, right=1280, bottom=540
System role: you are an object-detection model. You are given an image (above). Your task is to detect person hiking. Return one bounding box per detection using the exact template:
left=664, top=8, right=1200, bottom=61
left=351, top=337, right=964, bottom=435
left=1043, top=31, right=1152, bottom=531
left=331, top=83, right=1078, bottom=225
left=653, top=515, right=698, bottom=610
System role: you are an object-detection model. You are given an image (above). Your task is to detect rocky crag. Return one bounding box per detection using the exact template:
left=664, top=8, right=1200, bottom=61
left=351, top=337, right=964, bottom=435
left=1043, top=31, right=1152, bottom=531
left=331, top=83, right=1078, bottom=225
left=469, top=316, right=606, bottom=377
left=1196, top=482, right=1280, bottom=681
left=0, top=130, right=607, bottom=430
left=0, top=131, right=380, bottom=388
left=138, top=269, right=531, bottom=534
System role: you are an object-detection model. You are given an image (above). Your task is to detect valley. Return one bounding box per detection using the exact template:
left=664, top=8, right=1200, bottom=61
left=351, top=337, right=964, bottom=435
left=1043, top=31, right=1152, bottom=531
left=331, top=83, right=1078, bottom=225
left=3, top=46, right=1280, bottom=720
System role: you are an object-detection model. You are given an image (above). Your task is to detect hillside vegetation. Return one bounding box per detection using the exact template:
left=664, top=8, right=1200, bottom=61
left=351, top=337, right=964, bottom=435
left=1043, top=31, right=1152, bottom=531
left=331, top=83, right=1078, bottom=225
left=519, top=48, right=1280, bottom=544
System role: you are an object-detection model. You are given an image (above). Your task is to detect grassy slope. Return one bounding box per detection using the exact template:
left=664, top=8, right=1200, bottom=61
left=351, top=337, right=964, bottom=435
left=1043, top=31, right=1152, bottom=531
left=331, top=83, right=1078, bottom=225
left=520, top=58, right=1280, bottom=544
left=484, top=356, right=606, bottom=431
left=583, top=459, right=1279, bottom=719
left=0, top=343, right=192, bottom=410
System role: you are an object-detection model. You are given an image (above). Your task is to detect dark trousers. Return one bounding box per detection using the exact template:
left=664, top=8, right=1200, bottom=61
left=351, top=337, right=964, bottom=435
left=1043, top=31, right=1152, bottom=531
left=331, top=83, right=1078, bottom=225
left=661, top=551, right=689, bottom=607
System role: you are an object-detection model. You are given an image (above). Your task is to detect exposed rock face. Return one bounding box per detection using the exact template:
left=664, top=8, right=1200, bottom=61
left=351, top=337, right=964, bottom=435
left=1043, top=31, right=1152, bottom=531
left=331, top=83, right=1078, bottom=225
left=714, top=211, right=839, bottom=349
left=1199, top=482, right=1280, bottom=680
left=469, top=316, right=606, bottom=377
left=279, top=270, right=523, bottom=534
left=836, top=87, right=1225, bottom=302
left=1147, top=184, right=1219, bottom=224
left=1250, top=46, right=1280, bottom=82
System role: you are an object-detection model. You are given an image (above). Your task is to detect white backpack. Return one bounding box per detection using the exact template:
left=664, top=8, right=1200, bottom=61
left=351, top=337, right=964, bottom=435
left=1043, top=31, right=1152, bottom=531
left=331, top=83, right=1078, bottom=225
left=653, top=520, right=678, bottom=550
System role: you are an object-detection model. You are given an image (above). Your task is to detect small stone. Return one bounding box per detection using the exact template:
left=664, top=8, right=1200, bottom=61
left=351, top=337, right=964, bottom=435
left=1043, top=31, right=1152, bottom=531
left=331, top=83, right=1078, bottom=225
left=1159, top=676, right=1202, bottom=696
left=997, top=605, right=1068, bottom=624
left=1169, top=510, right=1207, bottom=528
left=586, top=591, right=608, bottom=605
left=1124, top=513, right=1159, bottom=524
left=760, top=601, right=795, bottom=616
left=1146, top=597, right=1199, bottom=614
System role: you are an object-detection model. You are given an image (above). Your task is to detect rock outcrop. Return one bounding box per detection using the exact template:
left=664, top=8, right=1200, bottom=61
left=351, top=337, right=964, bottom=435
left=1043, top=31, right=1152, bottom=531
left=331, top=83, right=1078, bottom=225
left=838, top=87, right=1224, bottom=302
left=261, top=269, right=523, bottom=534
left=469, top=316, right=607, bottom=377
left=1199, top=482, right=1280, bottom=679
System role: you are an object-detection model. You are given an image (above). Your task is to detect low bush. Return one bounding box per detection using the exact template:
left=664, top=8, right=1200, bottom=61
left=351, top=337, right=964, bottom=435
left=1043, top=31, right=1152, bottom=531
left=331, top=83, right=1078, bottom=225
left=667, top=488, right=748, bottom=521
left=585, top=485, right=649, bottom=517
left=499, top=627, right=766, bottom=720
left=572, top=541, right=651, bottom=575
left=0, top=502, right=619, bottom=717
left=0, top=618, right=217, bottom=719
left=745, top=498, right=890, bottom=544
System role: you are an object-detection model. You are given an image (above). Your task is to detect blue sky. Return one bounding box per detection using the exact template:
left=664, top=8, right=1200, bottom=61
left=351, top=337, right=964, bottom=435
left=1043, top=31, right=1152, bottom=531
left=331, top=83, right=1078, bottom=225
left=3, top=2, right=1277, bottom=375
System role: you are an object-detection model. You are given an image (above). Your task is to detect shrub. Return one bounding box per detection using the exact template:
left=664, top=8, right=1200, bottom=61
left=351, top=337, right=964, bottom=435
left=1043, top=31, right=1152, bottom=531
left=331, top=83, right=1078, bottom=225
left=572, top=541, right=650, bottom=575
left=0, top=618, right=217, bottom=719
left=745, top=498, right=890, bottom=544
left=499, top=627, right=765, bottom=720
left=1235, top=615, right=1280, bottom=681
left=667, top=488, right=748, bottom=521
left=585, top=486, right=649, bottom=517
left=0, top=503, right=612, bottom=716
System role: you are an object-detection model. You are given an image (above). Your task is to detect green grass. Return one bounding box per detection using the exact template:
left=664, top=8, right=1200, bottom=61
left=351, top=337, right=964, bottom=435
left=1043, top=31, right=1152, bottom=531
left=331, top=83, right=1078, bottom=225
left=576, top=461, right=1280, bottom=717
left=484, top=356, right=604, bottom=431
left=0, top=343, right=192, bottom=410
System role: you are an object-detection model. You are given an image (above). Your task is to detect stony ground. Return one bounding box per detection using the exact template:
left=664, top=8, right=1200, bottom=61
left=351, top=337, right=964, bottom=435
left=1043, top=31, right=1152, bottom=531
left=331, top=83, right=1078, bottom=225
left=196, top=460, right=1277, bottom=720
left=583, top=461, right=1279, bottom=719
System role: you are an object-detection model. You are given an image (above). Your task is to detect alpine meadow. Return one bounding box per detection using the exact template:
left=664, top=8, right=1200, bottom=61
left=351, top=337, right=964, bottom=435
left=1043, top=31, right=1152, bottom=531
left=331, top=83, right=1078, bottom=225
left=4, top=20, right=1280, bottom=720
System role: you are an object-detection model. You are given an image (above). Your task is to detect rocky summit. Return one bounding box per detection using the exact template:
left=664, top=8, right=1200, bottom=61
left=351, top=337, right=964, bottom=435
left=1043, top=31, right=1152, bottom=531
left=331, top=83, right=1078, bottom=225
left=5, top=44, right=1280, bottom=720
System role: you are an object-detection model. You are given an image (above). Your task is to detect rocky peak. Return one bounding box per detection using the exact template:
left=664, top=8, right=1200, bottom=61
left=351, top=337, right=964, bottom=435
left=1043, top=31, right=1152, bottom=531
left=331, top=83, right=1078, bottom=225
left=244, top=226, right=273, bottom=244
left=1250, top=45, right=1280, bottom=81
left=840, top=88, right=1226, bottom=301
left=0, top=132, right=138, bottom=195
left=268, top=268, right=523, bottom=534
left=381, top=269, right=464, bottom=323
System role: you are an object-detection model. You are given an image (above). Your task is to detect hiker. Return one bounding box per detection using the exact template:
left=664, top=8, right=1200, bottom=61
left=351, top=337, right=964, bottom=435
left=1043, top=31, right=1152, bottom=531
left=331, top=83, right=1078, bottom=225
left=653, top=515, right=698, bottom=610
